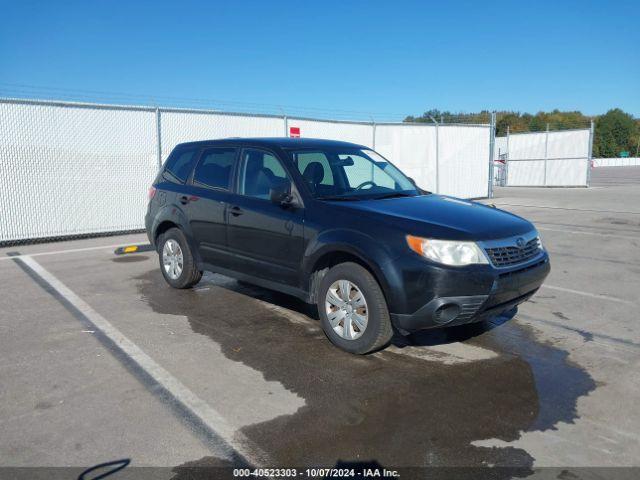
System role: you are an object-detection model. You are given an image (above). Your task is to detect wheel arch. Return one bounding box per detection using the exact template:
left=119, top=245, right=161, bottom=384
left=154, top=220, right=179, bottom=246
left=151, top=206, right=201, bottom=265
left=305, top=243, right=395, bottom=307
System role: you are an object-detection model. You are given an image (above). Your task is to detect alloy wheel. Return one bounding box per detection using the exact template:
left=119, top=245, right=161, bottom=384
left=162, top=239, right=184, bottom=280
left=325, top=279, right=368, bottom=340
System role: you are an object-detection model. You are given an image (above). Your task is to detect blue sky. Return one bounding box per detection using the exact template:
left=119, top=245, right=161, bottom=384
left=1, top=0, right=638, bottom=120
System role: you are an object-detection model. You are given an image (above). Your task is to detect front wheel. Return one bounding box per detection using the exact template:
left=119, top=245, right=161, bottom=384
left=317, top=262, right=393, bottom=354
left=158, top=228, right=202, bottom=289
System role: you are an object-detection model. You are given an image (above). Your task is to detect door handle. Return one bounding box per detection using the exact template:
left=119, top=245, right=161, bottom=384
left=179, top=195, right=198, bottom=205
left=229, top=206, right=244, bottom=216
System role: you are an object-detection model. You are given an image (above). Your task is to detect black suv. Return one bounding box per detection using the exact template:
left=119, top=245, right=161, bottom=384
left=145, top=138, right=550, bottom=354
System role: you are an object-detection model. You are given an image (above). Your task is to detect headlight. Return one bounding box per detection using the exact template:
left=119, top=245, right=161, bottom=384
left=535, top=233, right=544, bottom=251
left=406, top=235, right=489, bottom=266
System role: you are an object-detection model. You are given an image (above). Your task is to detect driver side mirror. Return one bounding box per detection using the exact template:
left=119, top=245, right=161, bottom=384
left=269, top=181, right=294, bottom=207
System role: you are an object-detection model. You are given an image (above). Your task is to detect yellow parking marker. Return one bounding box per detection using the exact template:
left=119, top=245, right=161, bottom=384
left=114, top=244, right=154, bottom=255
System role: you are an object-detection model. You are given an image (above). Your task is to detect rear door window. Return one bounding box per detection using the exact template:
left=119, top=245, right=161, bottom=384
left=192, top=148, right=237, bottom=190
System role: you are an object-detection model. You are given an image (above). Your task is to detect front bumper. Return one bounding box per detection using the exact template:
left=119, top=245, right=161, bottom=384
left=390, top=255, right=550, bottom=332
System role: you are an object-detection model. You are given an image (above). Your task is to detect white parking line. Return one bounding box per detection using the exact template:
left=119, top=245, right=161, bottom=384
left=16, top=255, right=269, bottom=466
left=542, top=284, right=635, bottom=305
left=0, top=242, right=148, bottom=261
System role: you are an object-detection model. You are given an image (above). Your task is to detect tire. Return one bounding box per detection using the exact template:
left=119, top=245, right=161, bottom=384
left=317, top=262, right=393, bottom=354
left=158, top=228, right=202, bottom=289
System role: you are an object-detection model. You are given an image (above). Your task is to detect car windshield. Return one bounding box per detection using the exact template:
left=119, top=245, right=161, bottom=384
left=289, top=148, right=421, bottom=200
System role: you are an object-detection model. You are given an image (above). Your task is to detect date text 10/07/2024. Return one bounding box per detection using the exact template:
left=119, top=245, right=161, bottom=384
left=233, top=468, right=401, bottom=478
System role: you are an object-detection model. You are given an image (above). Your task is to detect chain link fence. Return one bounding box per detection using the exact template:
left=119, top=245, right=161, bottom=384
left=0, top=100, right=157, bottom=244
left=0, top=97, right=494, bottom=245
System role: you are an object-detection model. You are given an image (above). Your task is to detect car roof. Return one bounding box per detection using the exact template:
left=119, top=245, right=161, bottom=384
left=174, top=137, right=367, bottom=150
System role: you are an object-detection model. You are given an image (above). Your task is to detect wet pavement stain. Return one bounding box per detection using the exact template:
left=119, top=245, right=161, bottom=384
left=465, top=318, right=597, bottom=433
left=135, top=269, right=595, bottom=474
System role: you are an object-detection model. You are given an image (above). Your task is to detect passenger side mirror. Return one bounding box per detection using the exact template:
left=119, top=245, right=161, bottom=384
left=269, top=181, right=294, bottom=207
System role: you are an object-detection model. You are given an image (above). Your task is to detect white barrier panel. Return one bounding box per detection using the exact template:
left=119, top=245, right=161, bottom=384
left=287, top=118, right=374, bottom=148
left=438, top=125, right=490, bottom=198
left=160, top=111, right=285, bottom=162
left=509, top=132, right=547, bottom=160
left=507, top=160, right=546, bottom=186
left=500, top=129, right=591, bottom=186
left=0, top=101, right=157, bottom=242
left=547, top=129, right=590, bottom=159
left=546, top=159, right=588, bottom=186
left=373, top=124, right=437, bottom=192
left=593, top=157, right=640, bottom=167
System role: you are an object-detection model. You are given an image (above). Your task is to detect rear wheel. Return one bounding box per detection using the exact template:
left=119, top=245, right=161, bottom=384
left=317, top=262, right=393, bottom=354
left=158, top=228, right=202, bottom=289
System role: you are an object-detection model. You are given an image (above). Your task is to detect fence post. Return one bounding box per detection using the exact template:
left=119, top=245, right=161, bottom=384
left=587, top=119, right=594, bottom=186
left=155, top=107, right=162, bottom=168
left=505, top=125, right=510, bottom=186
left=370, top=120, right=377, bottom=181
left=371, top=120, right=376, bottom=150
left=543, top=123, right=549, bottom=186
left=430, top=116, right=439, bottom=194
left=488, top=112, right=496, bottom=198
left=283, top=115, right=288, bottom=137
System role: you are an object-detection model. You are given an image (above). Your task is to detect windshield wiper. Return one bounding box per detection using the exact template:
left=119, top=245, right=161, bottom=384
left=372, top=192, right=417, bottom=200
left=316, top=195, right=362, bottom=201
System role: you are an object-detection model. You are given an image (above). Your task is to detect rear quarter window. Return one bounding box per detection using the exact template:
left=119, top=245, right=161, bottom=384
left=192, top=147, right=237, bottom=190
left=163, top=147, right=199, bottom=183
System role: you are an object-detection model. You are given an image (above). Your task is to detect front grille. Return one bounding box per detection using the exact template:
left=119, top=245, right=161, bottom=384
left=485, top=237, right=541, bottom=267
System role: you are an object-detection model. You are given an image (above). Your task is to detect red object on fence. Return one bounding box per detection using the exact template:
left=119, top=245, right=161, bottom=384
left=289, top=126, right=300, bottom=138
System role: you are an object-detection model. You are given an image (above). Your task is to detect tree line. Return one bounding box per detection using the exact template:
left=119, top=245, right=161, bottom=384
left=404, top=109, right=640, bottom=158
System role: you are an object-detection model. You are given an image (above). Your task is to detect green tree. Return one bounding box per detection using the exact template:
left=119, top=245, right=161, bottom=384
left=404, top=109, right=490, bottom=125
left=594, top=109, right=639, bottom=157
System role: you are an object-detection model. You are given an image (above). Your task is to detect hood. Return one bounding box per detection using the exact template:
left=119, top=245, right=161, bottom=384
left=332, top=195, right=535, bottom=240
